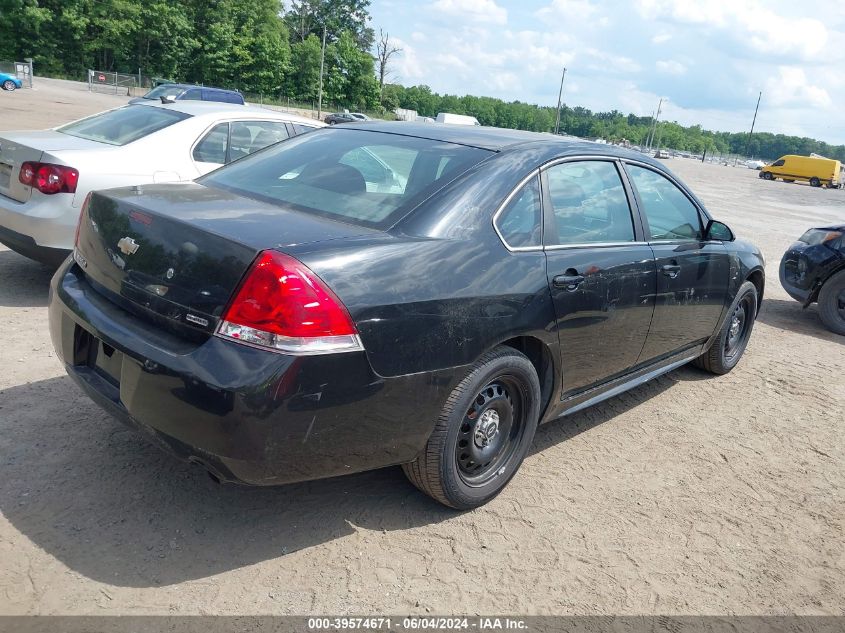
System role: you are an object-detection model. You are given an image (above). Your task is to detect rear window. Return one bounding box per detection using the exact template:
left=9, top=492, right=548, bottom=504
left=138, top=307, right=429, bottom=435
left=141, top=85, right=186, bottom=100
left=199, top=129, right=492, bottom=229
left=57, top=106, right=190, bottom=146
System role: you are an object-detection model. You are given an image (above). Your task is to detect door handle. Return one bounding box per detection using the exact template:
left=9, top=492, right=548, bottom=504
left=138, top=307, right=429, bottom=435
left=553, top=273, right=586, bottom=290
left=661, top=264, right=681, bottom=279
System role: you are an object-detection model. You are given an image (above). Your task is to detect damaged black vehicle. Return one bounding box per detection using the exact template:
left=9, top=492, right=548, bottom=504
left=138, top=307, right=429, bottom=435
left=49, top=123, right=765, bottom=509
left=780, top=225, right=845, bottom=335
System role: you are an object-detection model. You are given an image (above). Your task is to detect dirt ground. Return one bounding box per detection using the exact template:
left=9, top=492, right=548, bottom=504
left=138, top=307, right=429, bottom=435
left=0, top=78, right=843, bottom=616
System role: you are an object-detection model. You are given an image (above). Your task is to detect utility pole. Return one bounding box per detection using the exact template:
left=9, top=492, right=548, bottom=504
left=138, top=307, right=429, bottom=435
left=317, top=27, right=327, bottom=120
left=744, top=91, right=762, bottom=158
left=646, top=98, right=663, bottom=150
left=553, top=67, right=567, bottom=135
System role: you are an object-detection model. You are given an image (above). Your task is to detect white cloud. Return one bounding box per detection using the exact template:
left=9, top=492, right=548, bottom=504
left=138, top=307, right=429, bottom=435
left=656, top=60, right=686, bottom=75
left=430, top=0, right=508, bottom=25
left=765, top=67, right=832, bottom=108
left=652, top=32, right=672, bottom=44
left=584, top=48, right=641, bottom=73
left=634, top=0, right=828, bottom=59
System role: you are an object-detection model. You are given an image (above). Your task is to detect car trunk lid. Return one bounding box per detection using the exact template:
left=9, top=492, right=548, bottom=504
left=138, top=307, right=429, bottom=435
left=75, top=183, right=377, bottom=340
left=0, top=130, right=106, bottom=202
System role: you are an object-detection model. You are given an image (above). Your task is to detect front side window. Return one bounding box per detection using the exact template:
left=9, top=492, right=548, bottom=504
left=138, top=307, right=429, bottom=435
left=545, top=160, right=635, bottom=245
left=772, top=159, right=785, bottom=167
left=193, top=123, right=228, bottom=164
left=182, top=88, right=202, bottom=100
left=57, top=106, right=190, bottom=146
left=626, top=164, right=703, bottom=241
left=141, top=84, right=185, bottom=101
left=200, top=129, right=492, bottom=229
left=495, top=175, right=542, bottom=248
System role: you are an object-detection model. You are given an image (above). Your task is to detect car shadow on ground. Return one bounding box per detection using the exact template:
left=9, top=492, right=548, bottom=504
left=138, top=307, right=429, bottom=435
left=0, top=249, right=56, bottom=307
left=0, top=366, right=690, bottom=589
left=756, top=298, right=843, bottom=344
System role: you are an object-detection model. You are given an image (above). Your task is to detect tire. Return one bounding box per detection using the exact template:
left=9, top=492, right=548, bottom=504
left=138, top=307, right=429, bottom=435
left=328, top=120, right=336, bottom=125
left=694, top=281, right=758, bottom=375
left=2, top=80, right=15, bottom=91
left=818, top=270, right=845, bottom=335
left=762, top=172, right=773, bottom=180
left=810, top=177, right=821, bottom=187
left=783, top=179, right=794, bottom=183
left=402, top=346, right=541, bottom=510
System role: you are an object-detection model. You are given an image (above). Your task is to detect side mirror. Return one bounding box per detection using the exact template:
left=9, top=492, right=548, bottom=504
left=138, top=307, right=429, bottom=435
left=159, top=95, right=176, bottom=104
left=705, top=219, right=734, bottom=242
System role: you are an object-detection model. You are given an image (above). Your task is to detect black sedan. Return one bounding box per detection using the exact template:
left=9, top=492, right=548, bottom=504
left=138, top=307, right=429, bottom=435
left=49, top=123, right=765, bottom=509
left=780, top=225, right=845, bottom=334
left=324, top=112, right=371, bottom=125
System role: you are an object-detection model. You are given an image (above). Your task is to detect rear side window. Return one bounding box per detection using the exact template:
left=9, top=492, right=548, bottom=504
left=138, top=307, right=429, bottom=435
left=193, top=123, right=228, bottom=164
left=200, top=129, right=492, bottom=229
left=545, top=160, right=635, bottom=245
left=626, top=164, right=703, bottom=240
left=291, top=123, right=317, bottom=136
left=57, top=106, right=190, bottom=146
left=229, top=121, right=289, bottom=160
left=495, top=176, right=542, bottom=248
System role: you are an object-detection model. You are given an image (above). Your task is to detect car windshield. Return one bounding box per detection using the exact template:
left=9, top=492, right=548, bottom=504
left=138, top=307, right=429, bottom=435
left=200, top=128, right=492, bottom=229
left=57, top=106, right=191, bottom=146
left=141, top=84, right=185, bottom=100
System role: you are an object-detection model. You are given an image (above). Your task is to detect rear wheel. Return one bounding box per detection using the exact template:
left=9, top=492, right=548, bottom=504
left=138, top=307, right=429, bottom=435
left=762, top=172, right=773, bottom=180
left=818, top=270, right=845, bottom=335
left=402, top=347, right=540, bottom=510
left=694, top=281, right=757, bottom=374
left=810, top=177, right=821, bottom=187
left=2, top=80, right=15, bottom=91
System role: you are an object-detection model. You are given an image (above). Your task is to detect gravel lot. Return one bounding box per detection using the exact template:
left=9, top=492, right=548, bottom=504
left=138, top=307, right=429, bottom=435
left=0, top=78, right=843, bottom=616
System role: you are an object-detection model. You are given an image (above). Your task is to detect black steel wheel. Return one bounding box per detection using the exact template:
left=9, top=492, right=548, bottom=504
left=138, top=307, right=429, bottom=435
left=694, top=280, right=758, bottom=374
left=818, top=270, right=845, bottom=335
left=762, top=172, right=773, bottom=180
left=810, top=177, right=821, bottom=187
left=402, top=346, right=541, bottom=509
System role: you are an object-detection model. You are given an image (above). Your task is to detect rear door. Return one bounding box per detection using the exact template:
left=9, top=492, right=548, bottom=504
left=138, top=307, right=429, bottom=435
left=542, top=158, right=657, bottom=396
left=623, top=162, right=730, bottom=362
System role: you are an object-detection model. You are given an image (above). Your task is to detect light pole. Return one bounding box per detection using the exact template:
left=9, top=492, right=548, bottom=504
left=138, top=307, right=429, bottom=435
left=317, top=27, right=327, bottom=120
left=553, top=67, right=567, bottom=135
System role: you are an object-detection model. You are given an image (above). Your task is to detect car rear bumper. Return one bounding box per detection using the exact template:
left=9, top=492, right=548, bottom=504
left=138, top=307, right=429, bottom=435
left=0, top=192, right=77, bottom=256
left=49, top=260, right=457, bottom=485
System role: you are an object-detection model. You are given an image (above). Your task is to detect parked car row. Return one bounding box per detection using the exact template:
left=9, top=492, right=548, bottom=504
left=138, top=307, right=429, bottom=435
left=10, top=98, right=844, bottom=508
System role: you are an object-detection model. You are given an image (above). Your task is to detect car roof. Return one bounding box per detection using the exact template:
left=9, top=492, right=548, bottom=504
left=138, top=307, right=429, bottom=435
left=133, top=100, right=324, bottom=126
left=340, top=121, right=655, bottom=160
left=156, top=83, right=241, bottom=94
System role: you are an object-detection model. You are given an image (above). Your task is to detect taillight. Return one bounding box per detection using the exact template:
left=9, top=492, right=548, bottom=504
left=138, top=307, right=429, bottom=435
left=19, top=162, right=79, bottom=194
left=217, top=250, right=363, bottom=355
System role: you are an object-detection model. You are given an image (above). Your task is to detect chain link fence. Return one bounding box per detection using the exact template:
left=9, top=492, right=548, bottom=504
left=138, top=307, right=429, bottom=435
left=87, top=69, right=139, bottom=96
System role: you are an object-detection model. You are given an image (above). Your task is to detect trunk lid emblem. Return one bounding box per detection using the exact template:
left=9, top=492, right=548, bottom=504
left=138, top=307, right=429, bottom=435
left=117, top=236, right=140, bottom=255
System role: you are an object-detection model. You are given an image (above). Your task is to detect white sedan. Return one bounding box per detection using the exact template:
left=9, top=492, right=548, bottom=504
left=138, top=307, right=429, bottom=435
left=0, top=100, right=323, bottom=264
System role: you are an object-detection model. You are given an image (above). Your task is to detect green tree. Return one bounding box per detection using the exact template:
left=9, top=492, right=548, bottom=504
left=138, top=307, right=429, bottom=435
left=284, top=0, right=374, bottom=49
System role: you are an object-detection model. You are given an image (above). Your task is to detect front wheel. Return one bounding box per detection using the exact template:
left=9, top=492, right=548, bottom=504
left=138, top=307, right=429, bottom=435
left=402, top=346, right=541, bottom=509
left=810, top=177, right=821, bottom=187
left=818, top=270, right=845, bottom=335
left=694, top=281, right=758, bottom=374
left=762, top=172, right=773, bottom=180
left=2, top=80, right=16, bottom=91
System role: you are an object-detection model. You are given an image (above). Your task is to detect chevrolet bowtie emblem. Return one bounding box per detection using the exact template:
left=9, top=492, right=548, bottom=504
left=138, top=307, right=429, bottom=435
left=117, top=236, right=140, bottom=255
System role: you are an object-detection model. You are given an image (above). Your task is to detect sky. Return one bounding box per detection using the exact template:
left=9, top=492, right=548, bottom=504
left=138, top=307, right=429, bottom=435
left=369, top=0, right=845, bottom=144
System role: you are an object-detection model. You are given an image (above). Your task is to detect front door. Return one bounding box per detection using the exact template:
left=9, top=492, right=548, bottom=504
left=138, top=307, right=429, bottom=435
left=623, top=163, right=731, bottom=362
left=543, top=159, right=657, bottom=397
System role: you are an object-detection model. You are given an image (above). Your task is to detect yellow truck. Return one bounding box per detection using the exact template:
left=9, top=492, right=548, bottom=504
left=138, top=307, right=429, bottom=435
left=759, top=155, right=842, bottom=188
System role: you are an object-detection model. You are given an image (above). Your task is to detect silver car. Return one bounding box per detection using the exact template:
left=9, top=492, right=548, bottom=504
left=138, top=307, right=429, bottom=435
left=0, top=101, right=323, bottom=264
